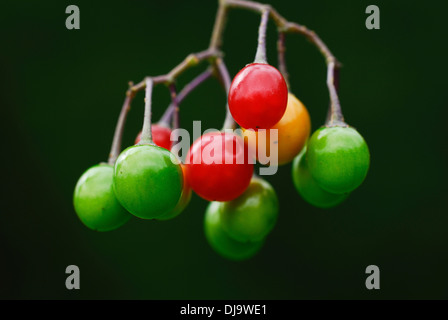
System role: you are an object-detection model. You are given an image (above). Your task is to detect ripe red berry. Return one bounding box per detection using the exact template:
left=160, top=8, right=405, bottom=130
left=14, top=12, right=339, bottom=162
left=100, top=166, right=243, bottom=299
left=185, top=132, right=253, bottom=202
left=229, top=63, right=288, bottom=130
left=135, top=124, right=172, bottom=150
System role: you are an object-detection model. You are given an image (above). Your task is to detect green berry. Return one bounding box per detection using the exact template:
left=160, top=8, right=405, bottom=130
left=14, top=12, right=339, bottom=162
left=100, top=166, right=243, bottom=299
left=158, top=168, right=192, bottom=221
left=220, top=177, right=278, bottom=242
left=307, top=126, right=370, bottom=194
left=292, top=149, right=349, bottom=208
left=113, top=145, right=183, bottom=219
left=204, top=201, right=263, bottom=261
left=73, top=164, right=131, bottom=231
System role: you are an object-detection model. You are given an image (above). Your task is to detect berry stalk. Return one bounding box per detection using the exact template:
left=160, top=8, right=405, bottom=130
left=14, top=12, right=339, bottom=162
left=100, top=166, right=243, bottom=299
left=277, top=31, right=289, bottom=88
left=108, top=85, right=134, bottom=165
left=284, top=23, right=345, bottom=124
left=138, top=77, right=155, bottom=145
left=222, top=0, right=345, bottom=124
left=254, top=8, right=270, bottom=64
left=168, top=83, right=181, bottom=148
left=326, top=61, right=345, bottom=125
left=168, top=83, right=179, bottom=131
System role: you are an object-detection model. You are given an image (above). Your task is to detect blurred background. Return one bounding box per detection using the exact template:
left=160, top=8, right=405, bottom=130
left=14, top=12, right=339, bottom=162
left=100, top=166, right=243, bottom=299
left=0, top=0, right=447, bottom=299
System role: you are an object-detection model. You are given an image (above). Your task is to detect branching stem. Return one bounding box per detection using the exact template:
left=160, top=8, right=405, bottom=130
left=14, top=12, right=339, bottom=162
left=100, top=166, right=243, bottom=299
left=110, top=0, right=345, bottom=154
left=159, top=68, right=214, bottom=127
left=223, top=0, right=345, bottom=124
left=130, top=49, right=220, bottom=94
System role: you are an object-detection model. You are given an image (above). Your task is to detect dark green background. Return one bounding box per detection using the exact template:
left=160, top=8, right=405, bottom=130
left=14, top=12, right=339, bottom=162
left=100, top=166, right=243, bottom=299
left=0, top=0, right=447, bottom=299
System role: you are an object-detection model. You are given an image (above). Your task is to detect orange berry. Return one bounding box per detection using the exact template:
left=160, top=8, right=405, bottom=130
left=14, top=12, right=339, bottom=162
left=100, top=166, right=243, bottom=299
left=243, top=93, right=311, bottom=166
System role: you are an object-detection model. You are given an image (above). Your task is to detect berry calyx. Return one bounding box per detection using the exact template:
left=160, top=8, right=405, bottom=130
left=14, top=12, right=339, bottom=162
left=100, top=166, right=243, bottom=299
left=135, top=123, right=172, bottom=150
left=157, top=164, right=192, bottom=221
left=243, top=92, right=311, bottom=165
left=113, top=145, right=183, bottom=219
left=220, top=177, right=278, bottom=242
left=228, top=63, right=288, bottom=130
left=292, top=149, right=349, bottom=208
left=204, top=201, right=264, bottom=261
left=185, top=132, right=253, bottom=202
left=73, top=164, right=131, bottom=231
left=307, top=126, right=370, bottom=194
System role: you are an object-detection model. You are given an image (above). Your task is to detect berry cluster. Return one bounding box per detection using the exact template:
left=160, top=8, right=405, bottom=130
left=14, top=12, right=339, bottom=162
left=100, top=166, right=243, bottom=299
left=73, top=0, right=370, bottom=260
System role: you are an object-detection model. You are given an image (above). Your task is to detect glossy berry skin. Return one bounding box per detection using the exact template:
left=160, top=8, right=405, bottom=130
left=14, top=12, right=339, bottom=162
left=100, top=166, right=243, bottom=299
left=157, top=164, right=192, bottom=221
left=243, top=93, right=311, bottom=165
left=204, top=201, right=264, bottom=261
left=220, top=177, right=278, bottom=242
left=135, top=124, right=172, bottom=150
left=292, top=149, right=349, bottom=208
left=113, top=145, right=183, bottom=219
left=229, top=63, right=288, bottom=130
left=73, top=164, right=131, bottom=231
left=307, top=126, right=370, bottom=194
left=185, top=132, right=253, bottom=202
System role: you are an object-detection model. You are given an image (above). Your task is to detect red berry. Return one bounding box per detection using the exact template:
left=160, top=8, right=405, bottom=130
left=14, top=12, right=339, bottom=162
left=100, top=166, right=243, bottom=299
left=135, top=124, right=172, bottom=150
left=229, top=63, right=288, bottom=130
left=185, top=132, right=253, bottom=201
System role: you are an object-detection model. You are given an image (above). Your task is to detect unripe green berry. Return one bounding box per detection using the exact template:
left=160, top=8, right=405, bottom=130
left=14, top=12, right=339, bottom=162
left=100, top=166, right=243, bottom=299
left=307, top=126, right=370, bottom=194
left=204, top=201, right=263, bottom=261
left=73, top=164, right=131, bottom=231
left=292, top=149, right=349, bottom=208
left=113, top=145, right=183, bottom=219
left=220, top=177, right=278, bottom=242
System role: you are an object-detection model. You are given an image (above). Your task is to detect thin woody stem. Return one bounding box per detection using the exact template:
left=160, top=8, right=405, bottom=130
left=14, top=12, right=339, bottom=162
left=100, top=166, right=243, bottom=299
left=287, top=23, right=344, bottom=124
left=277, top=31, right=289, bottom=88
left=326, top=61, right=344, bottom=125
left=112, top=0, right=345, bottom=153
left=119, top=49, right=219, bottom=148
left=168, top=83, right=180, bottom=132
left=209, top=1, right=229, bottom=50
left=159, top=68, right=214, bottom=127
left=130, top=49, right=220, bottom=94
left=254, top=8, right=270, bottom=63
left=108, top=85, right=134, bottom=165
left=168, top=83, right=181, bottom=149
left=225, top=0, right=270, bottom=14
left=138, top=77, right=154, bottom=145
left=286, top=23, right=336, bottom=64
left=325, top=64, right=339, bottom=123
